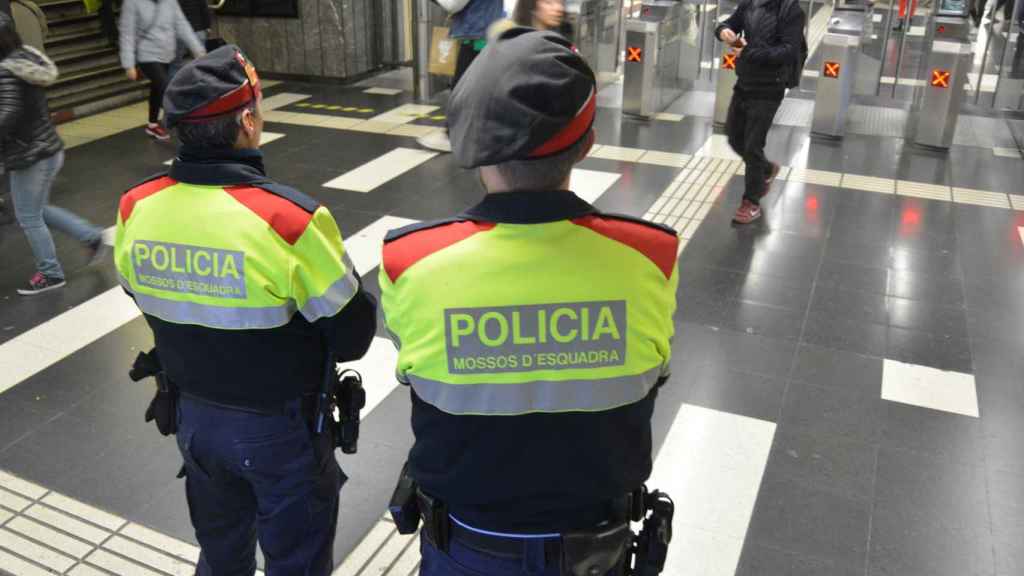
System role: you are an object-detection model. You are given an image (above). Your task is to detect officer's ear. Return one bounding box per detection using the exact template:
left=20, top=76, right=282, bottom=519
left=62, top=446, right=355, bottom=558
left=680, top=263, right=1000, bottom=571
left=239, top=107, right=257, bottom=137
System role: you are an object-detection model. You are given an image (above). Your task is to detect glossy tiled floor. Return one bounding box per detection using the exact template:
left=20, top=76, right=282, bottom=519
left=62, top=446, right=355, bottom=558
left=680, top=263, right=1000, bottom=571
left=1, top=56, right=1023, bottom=576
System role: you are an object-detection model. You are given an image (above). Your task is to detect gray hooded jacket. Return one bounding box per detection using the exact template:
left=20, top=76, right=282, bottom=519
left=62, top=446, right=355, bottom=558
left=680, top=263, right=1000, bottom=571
left=0, top=45, right=62, bottom=171
left=119, top=0, right=204, bottom=69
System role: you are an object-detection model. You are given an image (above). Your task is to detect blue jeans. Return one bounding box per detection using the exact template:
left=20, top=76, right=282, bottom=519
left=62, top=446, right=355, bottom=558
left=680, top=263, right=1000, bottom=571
left=176, top=396, right=345, bottom=576
left=10, top=151, right=101, bottom=280
left=419, top=535, right=622, bottom=576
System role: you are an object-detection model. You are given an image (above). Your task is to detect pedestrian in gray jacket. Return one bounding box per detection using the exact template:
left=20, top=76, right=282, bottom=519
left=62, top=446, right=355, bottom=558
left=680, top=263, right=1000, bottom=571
left=1, top=15, right=108, bottom=295
left=120, top=0, right=204, bottom=141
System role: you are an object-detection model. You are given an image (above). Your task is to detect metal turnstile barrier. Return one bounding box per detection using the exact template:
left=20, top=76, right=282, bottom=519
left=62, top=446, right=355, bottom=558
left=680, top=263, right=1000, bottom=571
left=713, top=47, right=738, bottom=125
left=623, top=1, right=686, bottom=118
left=812, top=33, right=862, bottom=137
left=907, top=40, right=973, bottom=149
left=568, top=0, right=627, bottom=89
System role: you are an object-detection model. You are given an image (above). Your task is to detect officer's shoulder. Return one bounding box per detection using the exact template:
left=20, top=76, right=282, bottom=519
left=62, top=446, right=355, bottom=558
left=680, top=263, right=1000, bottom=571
left=383, top=217, right=473, bottom=243
left=246, top=181, right=321, bottom=214
left=577, top=213, right=678, bottom=278
left=228, top=181, right=323, bottom=245
left=119, top=172, right=177, bottom=221
left=382, top=218, right=493, bottom=282
left=587, top=212, right=677, bottom=237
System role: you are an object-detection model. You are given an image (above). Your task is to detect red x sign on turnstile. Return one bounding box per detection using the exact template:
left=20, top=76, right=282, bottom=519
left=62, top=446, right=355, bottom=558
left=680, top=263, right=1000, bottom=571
left=722, top=52, right=737, bottom=70
left=627, top=47, right=643, bottom=63
left=823, top=61, right=841, bottom=78
left=931, top=69, right=951, bottom=88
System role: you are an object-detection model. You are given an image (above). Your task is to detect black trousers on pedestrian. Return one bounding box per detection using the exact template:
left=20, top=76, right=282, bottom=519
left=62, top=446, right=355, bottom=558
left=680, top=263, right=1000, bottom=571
left=138, top=62, right=170, bottom=125
left=726, top=87, right=783, bottom=205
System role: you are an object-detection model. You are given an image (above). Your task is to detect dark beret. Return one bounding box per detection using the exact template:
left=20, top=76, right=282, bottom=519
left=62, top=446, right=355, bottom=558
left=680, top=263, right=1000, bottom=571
left=448, top=27, right=597, bottom=168
left=164, top=45, right=261, bottom=129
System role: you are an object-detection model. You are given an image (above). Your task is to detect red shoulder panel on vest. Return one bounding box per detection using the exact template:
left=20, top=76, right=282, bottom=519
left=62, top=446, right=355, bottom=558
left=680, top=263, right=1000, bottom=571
left=383, top=220, right=496, bottom=283
left=119, top=176, right=177, bottom=222
left=571, top=214, right=678, bottom=279
left=225, top=186, right=316, bottom=245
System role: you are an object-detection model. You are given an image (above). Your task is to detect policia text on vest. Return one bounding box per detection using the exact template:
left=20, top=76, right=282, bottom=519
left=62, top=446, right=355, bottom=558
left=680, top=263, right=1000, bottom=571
left=446, top=300, right=626, bottom=373
left=131, top=240, right=246, bottom=298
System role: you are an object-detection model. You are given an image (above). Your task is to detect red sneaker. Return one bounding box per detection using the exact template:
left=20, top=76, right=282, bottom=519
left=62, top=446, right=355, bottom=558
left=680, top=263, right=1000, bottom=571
left=732, top=199, right=762, bottom=224
left=146, top=124, right=171, bottom=141
left=765, top=162, right=780, bottom=185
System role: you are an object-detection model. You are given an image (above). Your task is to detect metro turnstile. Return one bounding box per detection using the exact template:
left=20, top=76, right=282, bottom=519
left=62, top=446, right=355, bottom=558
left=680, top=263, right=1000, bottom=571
left=812, top=33, right=862, bottom=137
left=712, top=47, right=737, bottom=125
left=566, top=0, right=627, bottom=90
left=623, top=0, right=693, bottom=117
left=907, top=40, right=973, bottom=149
left=810, top=7, right=869, bottom=137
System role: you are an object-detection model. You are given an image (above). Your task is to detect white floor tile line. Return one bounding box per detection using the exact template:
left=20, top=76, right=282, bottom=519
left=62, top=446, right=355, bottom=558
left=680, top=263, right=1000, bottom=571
left=259, top=92, right=312, bottom=112
left=368, top=104, right=439, bottom=125
left=881, top=359, right=980, bottom=418
left=344, top=216, right=419, bottom=274
left=571, top=169, right=622, bottom=203
left=323, top=148, right=438, bottom=193
left=364, top=87, right=404, bottom=96
left=0, top=287, right=141, bottom=397
left=651, top=404, right=776, bottom=576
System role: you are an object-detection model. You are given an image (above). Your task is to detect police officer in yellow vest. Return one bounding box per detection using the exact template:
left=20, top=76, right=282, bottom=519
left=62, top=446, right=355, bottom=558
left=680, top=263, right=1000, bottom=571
left=380, top=29, right=678, bottom=576
left=114, top=46, right=377, bottom=575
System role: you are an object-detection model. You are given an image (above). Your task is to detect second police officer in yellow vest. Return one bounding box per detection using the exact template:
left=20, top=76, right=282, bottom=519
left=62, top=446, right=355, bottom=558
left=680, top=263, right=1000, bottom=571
left=114, top=46, right=377, bottom=575
left=380, top=28, right=679, bottom=576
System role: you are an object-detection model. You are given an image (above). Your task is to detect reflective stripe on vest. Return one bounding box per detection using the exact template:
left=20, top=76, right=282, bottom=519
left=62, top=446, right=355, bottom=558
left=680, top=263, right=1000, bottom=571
left=405, top=366, right=665, bottom=416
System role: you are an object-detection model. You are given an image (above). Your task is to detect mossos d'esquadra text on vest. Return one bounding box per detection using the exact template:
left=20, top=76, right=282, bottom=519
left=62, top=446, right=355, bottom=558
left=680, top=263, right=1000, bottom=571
left=444, top=301, right=628, bottom=374
left=132, top=240, right=248, bottom=299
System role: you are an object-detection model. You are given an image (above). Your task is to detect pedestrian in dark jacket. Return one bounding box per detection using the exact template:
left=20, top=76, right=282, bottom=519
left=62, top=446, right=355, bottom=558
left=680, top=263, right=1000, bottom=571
left=0, top=15, right=107, bottom=295
left=716, top=0, right=806, bottom=225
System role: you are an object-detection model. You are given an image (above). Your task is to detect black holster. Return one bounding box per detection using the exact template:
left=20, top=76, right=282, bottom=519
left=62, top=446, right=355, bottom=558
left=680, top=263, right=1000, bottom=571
left=629, top=489, right=674, bottom=576
left=562, top=522, right=633, bottom=576
left=129, top=349, right=178, bottom=436
left=317, top=367, right=365, bottom=454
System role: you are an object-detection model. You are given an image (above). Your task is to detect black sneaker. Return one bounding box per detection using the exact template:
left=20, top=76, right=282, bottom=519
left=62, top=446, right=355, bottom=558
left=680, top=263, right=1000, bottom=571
left=18, top=273, right=67, bottom=295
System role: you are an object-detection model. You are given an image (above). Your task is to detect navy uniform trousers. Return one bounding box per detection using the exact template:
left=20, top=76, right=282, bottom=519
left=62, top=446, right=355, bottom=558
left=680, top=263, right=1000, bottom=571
left=419, top=536, right=622, bottom=576
left=175, top=395, right=346, bottom=576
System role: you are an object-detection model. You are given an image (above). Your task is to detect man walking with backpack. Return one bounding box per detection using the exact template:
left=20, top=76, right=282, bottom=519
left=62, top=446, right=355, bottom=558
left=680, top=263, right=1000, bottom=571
left=716, top=0, right=807, bottom=224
